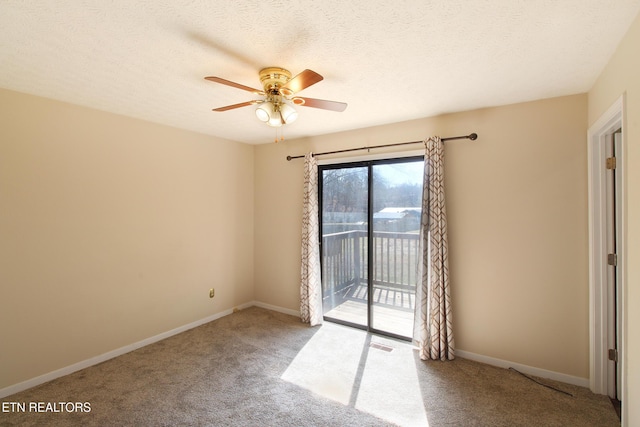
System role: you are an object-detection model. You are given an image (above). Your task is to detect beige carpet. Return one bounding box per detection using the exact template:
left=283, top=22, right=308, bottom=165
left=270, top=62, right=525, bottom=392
left=0, top=307, right=619, bottom=426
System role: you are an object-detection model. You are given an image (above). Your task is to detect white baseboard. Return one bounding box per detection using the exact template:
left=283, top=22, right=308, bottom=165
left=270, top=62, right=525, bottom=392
left=455, top=350, right=589, bottom=388
left=1, top=301, right=300, bottom=399
left=252, top=300, right=301, bottom=318
left=3, top=304, right=585, bottom=399
left=0, top=303, right=253, bottom=399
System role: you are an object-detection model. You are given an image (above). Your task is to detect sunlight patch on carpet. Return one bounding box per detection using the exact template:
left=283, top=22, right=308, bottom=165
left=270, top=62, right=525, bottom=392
left=281, top=323, right=365, bottom=405
left=281, top=323, right=429, bottom=426
left=357, top=337, right=428, bottom=426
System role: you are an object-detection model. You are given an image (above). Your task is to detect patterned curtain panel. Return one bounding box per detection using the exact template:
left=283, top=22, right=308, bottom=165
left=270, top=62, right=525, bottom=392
left=300, top=153, right=323, bottom=326
left=413, top=137, right=455, bottom=360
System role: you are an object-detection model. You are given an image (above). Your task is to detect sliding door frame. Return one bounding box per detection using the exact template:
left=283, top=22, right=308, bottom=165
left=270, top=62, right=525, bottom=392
left=318, top=154, right=424, bottom=341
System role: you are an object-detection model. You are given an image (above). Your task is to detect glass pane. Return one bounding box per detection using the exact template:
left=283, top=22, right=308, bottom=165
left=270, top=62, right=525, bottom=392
left=371, top=160, right=423, bottom=338
left=321, top=166, right=368, bottom=327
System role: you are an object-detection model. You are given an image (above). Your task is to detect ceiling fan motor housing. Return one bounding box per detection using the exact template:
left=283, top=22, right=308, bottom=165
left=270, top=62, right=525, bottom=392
left=259, top=67, right=292, bottom=95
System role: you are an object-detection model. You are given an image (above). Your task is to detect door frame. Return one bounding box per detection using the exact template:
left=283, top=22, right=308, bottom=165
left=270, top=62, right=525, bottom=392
left=587, top=94, right=626, bottom=402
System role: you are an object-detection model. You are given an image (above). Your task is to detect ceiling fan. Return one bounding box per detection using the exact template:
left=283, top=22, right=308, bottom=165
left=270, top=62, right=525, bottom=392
left=204, top=67, right=347, bottom=128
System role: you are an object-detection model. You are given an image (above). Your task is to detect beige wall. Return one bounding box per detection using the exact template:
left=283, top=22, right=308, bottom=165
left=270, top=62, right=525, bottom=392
left=588, top=10, right=640, bottom=426
left=0, top=89, right=255, bottom=389
left=255, top=94, right=589, bottom=378
left=0, top=90, right=594, bottom=394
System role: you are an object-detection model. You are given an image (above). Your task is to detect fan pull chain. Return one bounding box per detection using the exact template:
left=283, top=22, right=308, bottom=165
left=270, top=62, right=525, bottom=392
left=274, top=127, right=285, bottom=143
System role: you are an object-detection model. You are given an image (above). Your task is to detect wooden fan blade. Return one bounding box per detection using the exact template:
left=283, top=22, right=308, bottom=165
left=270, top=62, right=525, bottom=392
left=205, top=76, right=264, bottom=95
left=293, top=97, right=347, bottom=112
left=280, top=69, right=323, bottom=95
left=212, top=100, right=260, bottom=112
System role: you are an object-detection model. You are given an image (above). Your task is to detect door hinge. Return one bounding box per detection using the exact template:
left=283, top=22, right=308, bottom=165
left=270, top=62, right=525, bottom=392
left=608, top=253, right=618, bottom=266
left=606, top=157, right=617, bottom=170
left=608, top=348, right=618, bottom=363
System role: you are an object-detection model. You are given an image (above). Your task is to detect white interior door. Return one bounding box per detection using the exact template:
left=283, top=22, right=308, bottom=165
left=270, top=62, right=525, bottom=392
left=614, top=130, right=623, bottom=400
left=604, top=130, right=622, bottom=400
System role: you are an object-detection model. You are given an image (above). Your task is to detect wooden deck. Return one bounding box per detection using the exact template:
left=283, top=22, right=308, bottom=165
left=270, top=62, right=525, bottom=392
left=324, top=283, right=415, bottom=338
left=321, top=230, right=419, bottom=339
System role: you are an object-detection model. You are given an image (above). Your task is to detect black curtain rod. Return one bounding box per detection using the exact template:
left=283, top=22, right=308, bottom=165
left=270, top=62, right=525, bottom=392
left=285, top=133, right=477, bottom=161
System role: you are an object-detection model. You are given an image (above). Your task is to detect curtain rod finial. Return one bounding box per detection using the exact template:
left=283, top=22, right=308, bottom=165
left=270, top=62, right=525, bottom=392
left=469, top=133, right=478, bottom=140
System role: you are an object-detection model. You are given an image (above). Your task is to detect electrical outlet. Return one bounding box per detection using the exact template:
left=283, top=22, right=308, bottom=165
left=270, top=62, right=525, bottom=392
left=209, top=288, right=215, bottom=298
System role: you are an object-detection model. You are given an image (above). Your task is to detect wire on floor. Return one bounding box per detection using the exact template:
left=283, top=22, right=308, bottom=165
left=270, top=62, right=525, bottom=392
left=509, top=367, right=574, bottom=397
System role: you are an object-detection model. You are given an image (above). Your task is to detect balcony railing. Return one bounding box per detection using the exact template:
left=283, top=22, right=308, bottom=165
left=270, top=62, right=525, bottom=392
left=321, top=230, right=420, bottom=312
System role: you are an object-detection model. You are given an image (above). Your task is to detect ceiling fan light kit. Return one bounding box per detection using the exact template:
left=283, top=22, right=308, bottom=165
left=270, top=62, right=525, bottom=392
left=256, top=99, right=297, bottom=128
left=255, top=95, right=298, bottom=127
left=279, top=103, right=298, bottom=123
left=205, top=67, right=346, bottom=134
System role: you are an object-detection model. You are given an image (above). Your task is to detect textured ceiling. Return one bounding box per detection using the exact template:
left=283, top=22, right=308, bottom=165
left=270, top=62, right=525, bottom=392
left=1, top=1, right=639, bottom=144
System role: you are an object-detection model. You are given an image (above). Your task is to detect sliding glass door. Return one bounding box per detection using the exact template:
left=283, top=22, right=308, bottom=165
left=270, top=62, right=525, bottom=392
left=319, top=164, right=369, bottom=328
left=319, top=157, right=423, bottom=340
